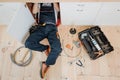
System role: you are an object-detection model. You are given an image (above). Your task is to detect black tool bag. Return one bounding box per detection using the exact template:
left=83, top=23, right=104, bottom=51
left=78, top=26, right=114, bottom=59
left=29, top=25, right=39, bottom=34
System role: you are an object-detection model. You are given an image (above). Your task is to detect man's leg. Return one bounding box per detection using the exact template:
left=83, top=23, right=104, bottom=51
left=46, top=29, right=62, bottom=66
left=25, top=27, right=48, bottom=52
left=40, top=28, right=62, bottom=78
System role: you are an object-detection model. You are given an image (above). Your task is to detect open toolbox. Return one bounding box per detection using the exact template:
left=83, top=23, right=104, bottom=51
left=78, top=26, right=114, bottom=59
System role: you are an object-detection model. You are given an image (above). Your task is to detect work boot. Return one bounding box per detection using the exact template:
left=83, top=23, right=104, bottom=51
left=40, top=62, right=49, bottom=79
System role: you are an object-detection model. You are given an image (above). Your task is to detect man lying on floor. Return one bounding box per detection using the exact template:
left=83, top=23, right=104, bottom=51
left=25, top=3, right=62, bottom=79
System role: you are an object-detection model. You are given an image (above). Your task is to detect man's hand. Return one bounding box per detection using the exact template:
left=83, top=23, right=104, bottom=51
left=33, top=22, right=38, bottom=26
left=32, top=3, right=39, bottom=14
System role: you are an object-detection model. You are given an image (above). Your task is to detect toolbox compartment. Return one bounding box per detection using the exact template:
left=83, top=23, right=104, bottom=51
left=78, top=26, right=114, bottom=59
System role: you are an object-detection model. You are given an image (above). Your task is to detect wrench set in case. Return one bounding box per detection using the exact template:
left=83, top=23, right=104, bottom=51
left=78, top=26, right=114, bottom=59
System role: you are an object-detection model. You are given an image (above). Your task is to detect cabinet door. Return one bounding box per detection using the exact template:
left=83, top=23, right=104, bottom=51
left=7, top=3, right=35, bottom=44
left=94, top=2, right=120, bottom=25
left=60, top=2, right=102, bottom=25
left=0, top=3, right=21, bottom=25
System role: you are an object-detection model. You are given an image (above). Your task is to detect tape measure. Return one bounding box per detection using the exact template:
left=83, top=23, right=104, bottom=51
left=69, top=28, right=76, bottom=34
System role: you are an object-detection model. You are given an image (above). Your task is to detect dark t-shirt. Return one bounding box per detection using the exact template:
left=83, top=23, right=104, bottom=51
left=39, top=3, right=56, bottom=24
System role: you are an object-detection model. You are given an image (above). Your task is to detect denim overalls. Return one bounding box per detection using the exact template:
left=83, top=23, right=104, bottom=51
left=25, top=3, right=62, bottom=66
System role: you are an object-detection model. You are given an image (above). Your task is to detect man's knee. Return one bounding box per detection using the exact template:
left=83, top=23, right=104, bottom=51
left=58, top=48, right=62, bottom=54
left=25, top=40, right=33, bottom=49
left=54, top=42, right=62, bottom=54
left=46, top=48, right=62, bottom=65
left=55, top=47, right=62, bottom=55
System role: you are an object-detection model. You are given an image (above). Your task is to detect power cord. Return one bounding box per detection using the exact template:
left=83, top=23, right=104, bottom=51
left=10, top=46, right=33, bottom=67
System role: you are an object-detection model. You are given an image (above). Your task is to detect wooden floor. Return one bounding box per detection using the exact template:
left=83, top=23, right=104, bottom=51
left=0, top=25, right=120, bottom=80
left=0, top=0, right=120, bottom=2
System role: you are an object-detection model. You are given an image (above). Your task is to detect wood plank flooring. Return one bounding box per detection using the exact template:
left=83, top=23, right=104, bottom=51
left=0, top=25, right=120, bottom=80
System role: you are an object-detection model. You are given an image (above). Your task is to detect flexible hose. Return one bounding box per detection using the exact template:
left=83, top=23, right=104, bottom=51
left=10, top=46, right=33, bottom=67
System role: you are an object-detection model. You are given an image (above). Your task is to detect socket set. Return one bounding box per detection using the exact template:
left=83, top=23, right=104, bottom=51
left=78, top=26, right=114, bottom=59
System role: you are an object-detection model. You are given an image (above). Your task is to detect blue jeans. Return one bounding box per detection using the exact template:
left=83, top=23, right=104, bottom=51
left=25, top=24, right=62, bottom=66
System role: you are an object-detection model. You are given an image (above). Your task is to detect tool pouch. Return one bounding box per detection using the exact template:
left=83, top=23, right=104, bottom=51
left=29, top=25, right=40, bottom=34
left=78, top=26, right=114, bottom=59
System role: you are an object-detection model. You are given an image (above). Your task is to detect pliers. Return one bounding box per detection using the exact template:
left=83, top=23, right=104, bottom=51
left=76, top=60, right=84, bottom=67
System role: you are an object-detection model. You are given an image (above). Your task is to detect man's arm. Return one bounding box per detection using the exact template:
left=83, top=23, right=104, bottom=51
left=53, top=3, right=60, bottom=12
left=32, top=3, right=40, bottom=24
left=32, top=3, right=39, bottom=14
left=54, top=3, right=61, bottom=26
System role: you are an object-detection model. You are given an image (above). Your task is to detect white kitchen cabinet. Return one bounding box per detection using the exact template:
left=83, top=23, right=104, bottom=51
left=1, top=2, right=120, bottom=44
left=94, top=2, right=120, bottom=25
left=60, top=2, right=102, bottom=25
left=7, top=3, right=35, bottom=44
